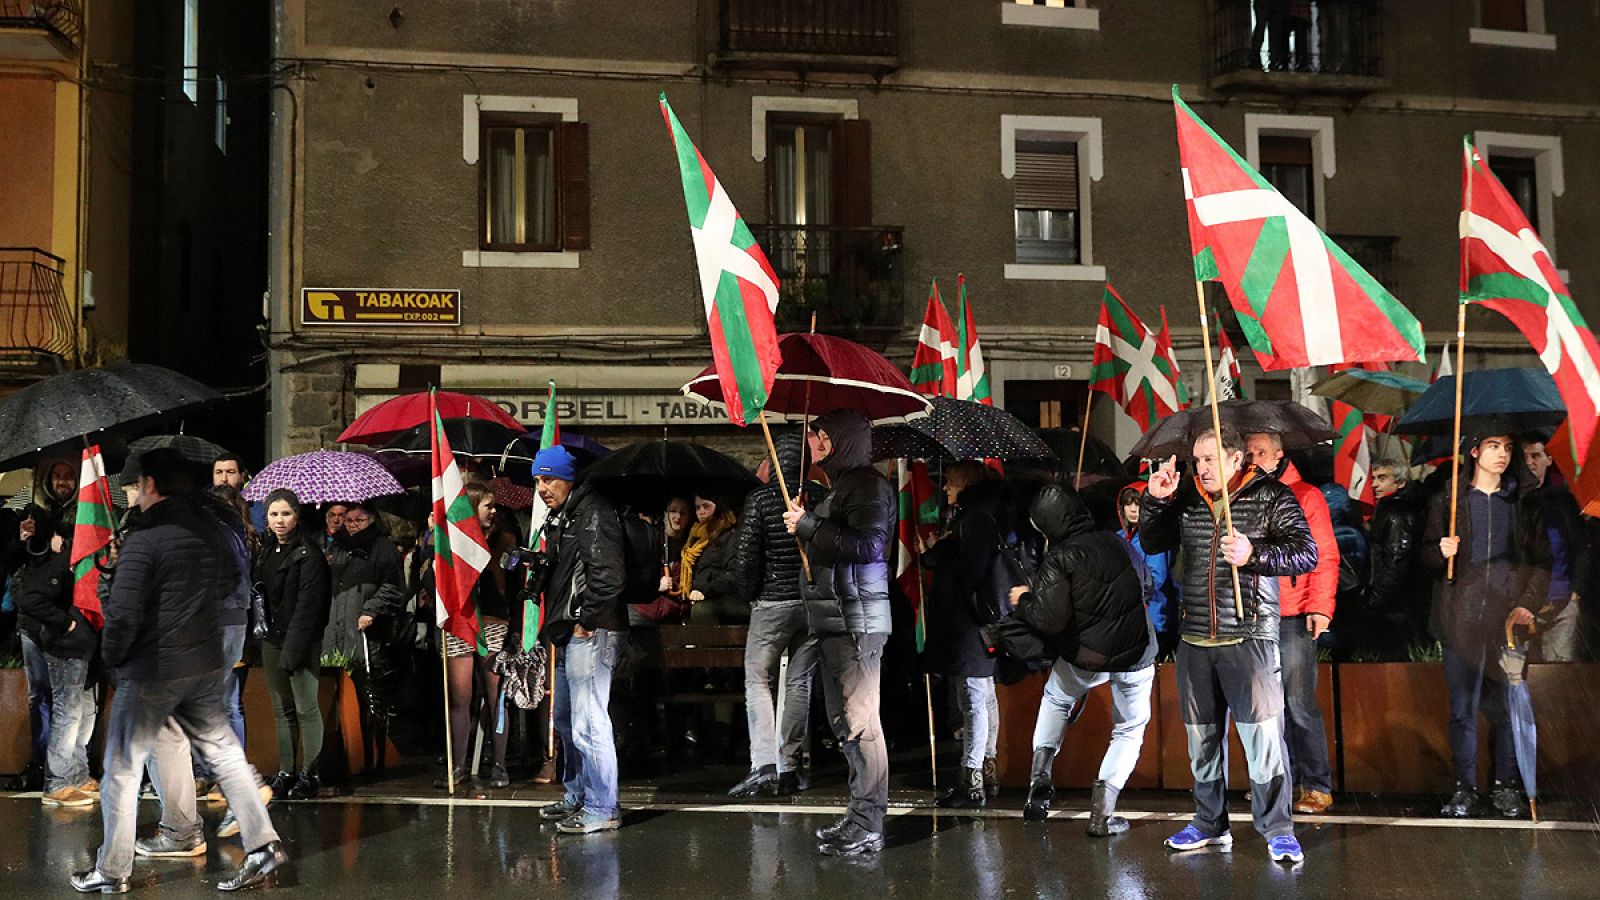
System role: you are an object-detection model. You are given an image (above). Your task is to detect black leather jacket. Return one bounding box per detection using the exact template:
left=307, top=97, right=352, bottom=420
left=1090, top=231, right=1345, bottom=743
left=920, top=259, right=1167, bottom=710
left=539, top=480, right=626, bottom=644
left=1369, top=484, right=1426, bottom=607
left=256, top=533, right=332, bottom=671
left=1139, top=467, right=1317, bottom=642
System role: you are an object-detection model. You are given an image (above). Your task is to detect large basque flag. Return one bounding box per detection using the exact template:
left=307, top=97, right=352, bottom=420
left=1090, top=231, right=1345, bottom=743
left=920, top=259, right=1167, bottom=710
left=1461, top=138, right=1600, bottom=470
left=431, top=391, right=491, bottom=646
left=1174, top=87, right=1424, bottom=370
left=69, top=445, right=114, bottom=630
left=661, top=93, right=782, bottom=426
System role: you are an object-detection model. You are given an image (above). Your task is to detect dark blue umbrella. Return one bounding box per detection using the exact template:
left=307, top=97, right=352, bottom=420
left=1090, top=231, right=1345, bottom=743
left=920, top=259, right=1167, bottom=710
left=1394, top=368, right=1566, bottom=438
left=1498, top=624, right=1539, bottom=821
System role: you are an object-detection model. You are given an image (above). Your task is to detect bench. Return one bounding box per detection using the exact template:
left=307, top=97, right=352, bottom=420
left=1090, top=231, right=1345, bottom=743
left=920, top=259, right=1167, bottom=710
left=659, top=624, right=748, bottom=706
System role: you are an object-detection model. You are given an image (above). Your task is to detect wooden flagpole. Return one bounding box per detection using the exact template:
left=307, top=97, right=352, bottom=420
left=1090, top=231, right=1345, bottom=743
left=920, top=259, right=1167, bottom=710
left=1195, top=285, right=1246, bottom=620
left=758, top=410, right=813, bottom=582
left=1074, top=394, right=1094, bottom=489
left=1447, top=147, right=1474, bottom=581
left=440, top=603, right=456, bottom=793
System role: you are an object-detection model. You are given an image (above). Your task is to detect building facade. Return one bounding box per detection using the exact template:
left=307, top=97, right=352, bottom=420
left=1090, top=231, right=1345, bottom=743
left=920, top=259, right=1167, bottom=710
left=267, top=0, right=1600, bottom=459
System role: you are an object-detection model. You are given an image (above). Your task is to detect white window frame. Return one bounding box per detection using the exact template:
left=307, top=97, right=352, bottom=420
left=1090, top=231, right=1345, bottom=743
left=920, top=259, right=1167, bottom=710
left=461, top=95, right=581, bottom=269
left=1000, top=0, right=1099, bottom=31
left=214, top=74, right=227, bottom=153
left=1475, top=131, right=1564, bottom=259
left=1001, top=115, right=1104, bottom=282
left=1244, top=114, right=1336, bottom=228
left=1470, top=0, right=1555, bottom=50
left=182, top=0, right=199, bottom=103
left=750, top=97, right=858, bottom=161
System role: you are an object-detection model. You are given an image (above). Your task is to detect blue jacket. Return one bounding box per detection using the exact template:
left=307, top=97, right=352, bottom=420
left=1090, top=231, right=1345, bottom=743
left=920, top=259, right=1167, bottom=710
left=1117, top=484, right=1180, bottom=639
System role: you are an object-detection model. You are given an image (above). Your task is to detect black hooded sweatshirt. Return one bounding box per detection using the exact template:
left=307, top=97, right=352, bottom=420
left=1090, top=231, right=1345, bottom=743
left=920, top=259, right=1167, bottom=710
left=794, top=409, right=896, bottom=636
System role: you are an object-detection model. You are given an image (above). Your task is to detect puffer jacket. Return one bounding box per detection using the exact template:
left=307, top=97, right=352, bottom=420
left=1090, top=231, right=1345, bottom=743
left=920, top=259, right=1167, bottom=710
left=1272, top=461, right=1339, bottom=619
left=256, top=532, right=332, bottom=671
left=1002, top=485, right=1154, bottom=672
left=100, top=495, right=243, bottom=680
left=324, top=524, right=405, bottom=660
left=539, top=480, right=626, bottom=644
left=795, top=409, right=895, bottom=637
left=1139, top=466, right=1318, bottom=642
left=734, top=431, right=824, bottom=605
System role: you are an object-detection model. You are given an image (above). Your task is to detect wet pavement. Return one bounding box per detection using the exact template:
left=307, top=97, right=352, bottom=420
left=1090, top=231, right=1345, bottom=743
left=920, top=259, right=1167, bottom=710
left=4, top=790, right=1599, bottom=898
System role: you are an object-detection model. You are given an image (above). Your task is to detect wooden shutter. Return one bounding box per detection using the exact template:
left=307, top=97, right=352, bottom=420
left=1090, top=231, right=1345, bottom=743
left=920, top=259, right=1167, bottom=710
left=1014, top=141, right=1078, bottom=210
left=833, top=119, right=873, bottom=227
left=557, top=121, right=590, bottom=250
left=1259, top=135, right=1313, bottom=166
left=1480, top=0, right=1528, bottom=31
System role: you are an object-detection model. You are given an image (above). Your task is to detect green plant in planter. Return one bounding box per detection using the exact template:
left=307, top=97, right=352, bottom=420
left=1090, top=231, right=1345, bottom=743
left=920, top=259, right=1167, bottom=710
left=320, top=650, right=354, bottom=671
left=0, top=654, right=22, bottom=669
left=1408, top=641, right=1445, bottom=663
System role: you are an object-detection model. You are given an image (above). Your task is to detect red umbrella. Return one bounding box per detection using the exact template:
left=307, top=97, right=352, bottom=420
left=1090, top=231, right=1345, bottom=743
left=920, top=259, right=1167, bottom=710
left=337, top=390, right=523, bottom=445
left=488, top=475, right=534, bottom=511
left=681, top=333, right=931, bottom=425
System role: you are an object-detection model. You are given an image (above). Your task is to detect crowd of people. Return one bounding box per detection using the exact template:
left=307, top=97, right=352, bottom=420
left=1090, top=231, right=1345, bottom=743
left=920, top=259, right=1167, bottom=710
left=2, top=407, right=1593, bottom=888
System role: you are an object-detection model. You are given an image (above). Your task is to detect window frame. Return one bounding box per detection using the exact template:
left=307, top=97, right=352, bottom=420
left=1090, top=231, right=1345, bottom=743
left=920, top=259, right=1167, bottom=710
left=476, top=113, right=563, bottom=254
left=1470, top=0, right=1555, bottom=50
left=182, top=0, right=199, bottom=104
left=1244, top=114, right=1336, bottom=228
left=1001, top=115, right=1104, bottom=282
left=1001, top=0, right=1100, bottom=31
left=1475, top=131, right=1564, bottom=261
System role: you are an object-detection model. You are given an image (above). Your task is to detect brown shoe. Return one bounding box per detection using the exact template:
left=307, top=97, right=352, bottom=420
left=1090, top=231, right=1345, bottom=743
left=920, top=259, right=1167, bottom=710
left=42, top=786, right=95, bottom=808
left=1294, top=789, right=1333, bottom=815
left=77, top=778, right=100, bottom=797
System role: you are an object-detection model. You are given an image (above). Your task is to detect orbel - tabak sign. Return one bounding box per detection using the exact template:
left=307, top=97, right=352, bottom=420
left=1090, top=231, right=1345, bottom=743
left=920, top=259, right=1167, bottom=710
left=301, top=288, right=461, bottom=326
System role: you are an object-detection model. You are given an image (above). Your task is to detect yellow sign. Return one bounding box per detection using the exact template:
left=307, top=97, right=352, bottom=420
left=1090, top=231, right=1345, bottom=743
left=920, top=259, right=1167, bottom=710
left=300, top=288, right=461, bottom=326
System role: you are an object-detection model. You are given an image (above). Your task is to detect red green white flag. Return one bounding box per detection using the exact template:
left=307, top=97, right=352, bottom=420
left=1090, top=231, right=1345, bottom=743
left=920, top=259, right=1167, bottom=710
left=953, top=274, right=992, bottom=406
left=895, top=459, right=939, bottom=653
left=1088, top=285, right=1186, bottom=432
left=910, top=279, right=958, bottom=397
left=660, top=93, right=782, bottom=426
left=1174, top=87, right=1424, bottom=370
left=1432, top=341, right=1454, bottom=383
left=1461, top=138, right=1600, bottom=469
left=69, top=445, right=114, bottom=630
left=1208, top=311, right=1245, bottom=402
left=1331, top=400, right=1376, bottom=508
left=431, top=391, right=491, bottom=646
left=1156, top=306, right=1192, bottom=409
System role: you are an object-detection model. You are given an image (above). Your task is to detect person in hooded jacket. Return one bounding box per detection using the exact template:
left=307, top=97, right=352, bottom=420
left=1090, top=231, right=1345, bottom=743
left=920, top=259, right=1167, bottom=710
left=255, top=489, right=332, bottom=803
left=1117, top=481, right=1180, bottom=660
left=728, top=431, right=823, bottom=798
left=923, top=462, right=1010, bottom=808
left=323, top=501, right=406, bottom=789
left=10, top=456, right=78, bottom=788
left=783, top=408, right=895, bottom=857
left=989, top=483, right=1156, bottom=834
left=1367, top=460, right=1429, bottom=657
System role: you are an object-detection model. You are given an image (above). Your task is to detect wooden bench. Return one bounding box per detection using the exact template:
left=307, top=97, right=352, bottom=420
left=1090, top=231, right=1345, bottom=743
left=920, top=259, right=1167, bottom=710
left=659, top=624, right=748, bottom=705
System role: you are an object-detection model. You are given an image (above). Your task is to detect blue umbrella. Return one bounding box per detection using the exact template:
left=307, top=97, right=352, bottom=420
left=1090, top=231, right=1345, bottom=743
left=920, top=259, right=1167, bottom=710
left=1394, top=368, right=1566, bottom=438
left=1498, top=622, right=1539, bottom=822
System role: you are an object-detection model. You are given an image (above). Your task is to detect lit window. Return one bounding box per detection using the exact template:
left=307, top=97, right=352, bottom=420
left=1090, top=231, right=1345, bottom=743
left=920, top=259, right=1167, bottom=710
left=182, top=0, right=199, bottom=104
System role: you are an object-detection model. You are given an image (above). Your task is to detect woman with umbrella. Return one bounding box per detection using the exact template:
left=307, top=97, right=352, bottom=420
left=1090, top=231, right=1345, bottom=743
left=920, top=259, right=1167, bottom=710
left=255, top=490, right=332, bottom=803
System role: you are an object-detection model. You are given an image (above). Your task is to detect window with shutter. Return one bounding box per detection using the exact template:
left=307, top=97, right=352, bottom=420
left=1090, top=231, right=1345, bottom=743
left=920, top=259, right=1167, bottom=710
left=478, top=114, right=588, bottom=252
left=1259, top=135, right=1315, bottom=218
left=1489, top=154, right=1539, bottom=231
left=1013, top=139, right=1080, bottom=265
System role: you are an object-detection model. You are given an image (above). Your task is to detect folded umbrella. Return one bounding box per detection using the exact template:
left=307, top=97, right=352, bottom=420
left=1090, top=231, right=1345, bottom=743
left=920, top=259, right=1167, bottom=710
left=242, top=450, right=405, bottom=505
left=1311, top=369, right=1430, bottom=417
left=872, top=397, right=1055, bottom=462
left=581, top=439, right=759, bottom=509
left=682, top=332, right=932, bottom=425
left=1394, top=368, right=1566, bottom=439
left=337, top=390, right=523, bottom=446
left=1129, top=399, right=1336, bottom=460
left=0, top=363, right=223, bottom=470
left=1499, top=621, right=1539, bottom=822
left=374, top=417, right=527, bottom=461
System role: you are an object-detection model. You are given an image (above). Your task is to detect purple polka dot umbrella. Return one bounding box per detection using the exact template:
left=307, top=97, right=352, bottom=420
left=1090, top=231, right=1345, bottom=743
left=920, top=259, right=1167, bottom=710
left=242, top=450, right=405, bottom=505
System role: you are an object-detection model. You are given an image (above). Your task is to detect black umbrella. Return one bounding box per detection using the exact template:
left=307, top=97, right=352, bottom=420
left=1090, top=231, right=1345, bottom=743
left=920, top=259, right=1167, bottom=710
left=581, top=439, right=759, bottom=509
left=1037, top=428, right=1129, bottom=481
left=499, top=431, right=613, bottom=467
left=126, top=434, right=231, bottom=468
left=373, top=417, right=527, bottom=461
left=1393, top=368, right=1566, bottom=438
left=1129, top=399, right=1336, bottom=460
left=0, top=363, right=223, bottom=470
left=871, top=397, right=1056, bottom=462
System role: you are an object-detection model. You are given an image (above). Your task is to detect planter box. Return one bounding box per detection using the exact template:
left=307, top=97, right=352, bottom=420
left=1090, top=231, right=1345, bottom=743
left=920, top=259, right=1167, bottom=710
left=241, top=666, right=398, bottom=777
left=0, top=669, right=33, bottom=774
left=1156, top=661, right=1335, bottom=791
left=994, top=668, right=1164, bottom=790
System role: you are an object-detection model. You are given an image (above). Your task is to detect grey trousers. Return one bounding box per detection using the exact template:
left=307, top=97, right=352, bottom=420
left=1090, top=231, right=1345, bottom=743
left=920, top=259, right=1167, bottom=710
left=97, top=671, right=279, bottom=878
left=818, top=632, right=889, bottom=833
left=743, top=601, right=819, bottom=773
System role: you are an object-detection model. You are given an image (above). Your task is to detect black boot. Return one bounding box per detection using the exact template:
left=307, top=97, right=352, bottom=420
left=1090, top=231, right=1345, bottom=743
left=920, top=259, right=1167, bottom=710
left=1023, top=748, right=1056, bottom=822
left=982, top=757, right=999, bottom=797
left=287, top=770, right=320, bottom=801
left=218, top=841, right=289, bottom=892
left=1086, top=780, right=1130, bottom=836
left=936, top=767, right=985, bottom=808
left=267, top=771, right=295, bottom=801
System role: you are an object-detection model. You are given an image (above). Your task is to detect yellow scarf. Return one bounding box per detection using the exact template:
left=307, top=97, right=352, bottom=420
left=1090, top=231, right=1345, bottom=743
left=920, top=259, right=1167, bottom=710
left=679, top=510, right=736, bottom=599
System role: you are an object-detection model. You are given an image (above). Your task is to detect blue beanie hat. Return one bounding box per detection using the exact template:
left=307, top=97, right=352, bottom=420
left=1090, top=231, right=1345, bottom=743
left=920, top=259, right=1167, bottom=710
left=531, top=445, right=578, bottom=481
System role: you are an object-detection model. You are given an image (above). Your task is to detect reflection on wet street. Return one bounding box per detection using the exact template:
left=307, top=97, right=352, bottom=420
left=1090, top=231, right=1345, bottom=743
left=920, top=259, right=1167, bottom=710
left=5, top=796, right=1599, bottom=898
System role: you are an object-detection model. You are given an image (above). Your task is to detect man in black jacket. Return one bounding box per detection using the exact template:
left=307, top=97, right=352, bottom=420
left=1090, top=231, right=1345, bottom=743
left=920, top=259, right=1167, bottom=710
left=784, top=409, right=895, bottom=857
left=1141, top=427, right=1317, bottom=865
left=728, top=430, right=822, bottom=799
left=1367, top=459, right=1429, bottom=658
left=995, top=484, right=1156, bottom=835
left=533, top=446, right=628, bottom=835
left=72, top=449, right=285, bottom=894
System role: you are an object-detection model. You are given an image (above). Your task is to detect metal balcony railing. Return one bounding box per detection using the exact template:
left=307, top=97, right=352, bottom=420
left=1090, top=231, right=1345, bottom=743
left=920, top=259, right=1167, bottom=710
left=750, top=225, right=905, bottom=348
left=1331, top=233, right=1399, bottom=296
left=1214, top=0, right=1382, bottom=80
left=720, top=0, right=899, bottom=70
left=0, top=248, right=76, bottom=359
left=0, top=0, right=84, bottom=54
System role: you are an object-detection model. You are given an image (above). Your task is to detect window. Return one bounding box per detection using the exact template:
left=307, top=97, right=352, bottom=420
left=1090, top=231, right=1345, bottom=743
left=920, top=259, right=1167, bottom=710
left=1013, top=140, right=1080, bottom=265
left=182, top=0, right=199, bottom=103
left=767, top=119, right=834, bottom=228
left=1001, top=115, right=1104, bottom=281
left=1470, top=0, right=1555, bottom=49
left=1002, top=0, right=1099, bottom=30
left=461, top=95, right=587, bottom=268
left=1489, top=155, right=1538, bottom=229
left=1481, top=0, right=1528, bottom=30
left=1475, top=131, right=1563, bottom=255
left=1245, top=114, right=1335, bottom=227
left=481, top=117, right=558, bottom=251
left=1259, top=136, right=1314, bottom=218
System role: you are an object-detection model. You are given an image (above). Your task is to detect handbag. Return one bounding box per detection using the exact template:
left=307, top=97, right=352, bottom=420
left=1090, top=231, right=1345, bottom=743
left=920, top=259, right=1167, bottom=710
left=249, top=582, right=271, bottom=642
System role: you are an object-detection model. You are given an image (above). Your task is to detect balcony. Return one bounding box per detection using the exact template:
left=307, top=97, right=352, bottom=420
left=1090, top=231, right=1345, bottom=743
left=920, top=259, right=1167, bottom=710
left=1331, top=233, right=1399, bottom=296
left=0, top=1, right=83, bottom=61
left=715, top=0, right=900, bottom=76
left=750, top=225, right=904, bottom=349
left=1211, top=0, right=1386, bottom=96
left=0, top=248, right=76, bottom=361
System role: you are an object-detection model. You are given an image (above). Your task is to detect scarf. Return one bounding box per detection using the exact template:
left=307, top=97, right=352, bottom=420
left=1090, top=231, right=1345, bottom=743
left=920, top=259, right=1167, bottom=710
left=679, top=510, right=736, bottom=599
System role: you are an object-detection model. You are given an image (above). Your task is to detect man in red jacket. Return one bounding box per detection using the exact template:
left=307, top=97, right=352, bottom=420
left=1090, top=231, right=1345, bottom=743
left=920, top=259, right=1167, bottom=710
left=1246, top=433, right=1338, bottom=815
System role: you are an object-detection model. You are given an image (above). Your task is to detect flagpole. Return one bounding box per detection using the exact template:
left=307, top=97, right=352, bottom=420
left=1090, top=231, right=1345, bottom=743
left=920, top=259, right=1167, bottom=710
left=1194, top=284, right=1246, bottom=620
left=758, top=410, right=812, bottom=581
left=440, top=597, right=456, bottom=794
left=914, top=549, right=936, bottom=791
left=1074, top=394, right=1094, bottom=489
left=1447, top=145, right=1474, bottom=581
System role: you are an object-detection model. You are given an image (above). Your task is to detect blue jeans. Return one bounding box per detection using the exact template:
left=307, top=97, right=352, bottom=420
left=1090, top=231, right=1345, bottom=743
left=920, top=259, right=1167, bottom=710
left=1278, top=615, right=1333, bottom=794
left=1443, top=644, right=1514, bottom=787
left=44, top=652, right=96, bottom=792
left=21, top=632, right=51, bottom=765
left=957, top=677, right=998, bottom=771
left=97, top=671, right=279, bottom=878
left=555, top=629, right=624, bottom=818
